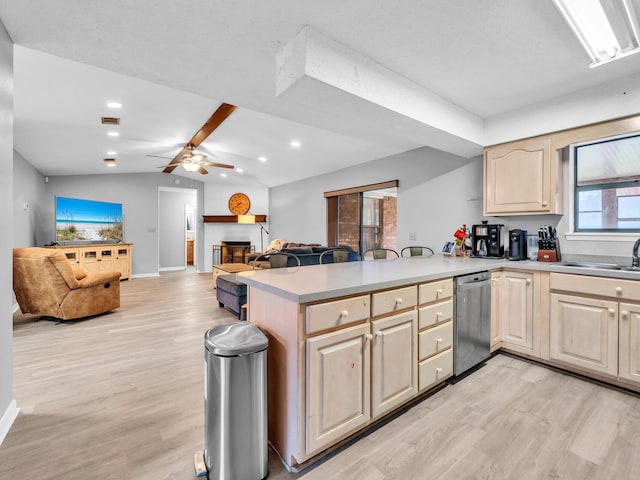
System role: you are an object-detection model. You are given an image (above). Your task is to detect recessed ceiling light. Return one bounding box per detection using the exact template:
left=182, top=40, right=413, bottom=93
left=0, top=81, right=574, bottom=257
left=236, top=168, right=243, bottom=173
left=107, top=131, right=119, bottom=137
left=107, top=151, right=117, bottom=155
left=290, top=140, right=301, bottom=148
left=106, top=101, right=123, bottom=108
left=106, top=163, right=117, bottom=168
left=258, top=156, right=268, bottom=162
left=220, top=173, right=227, bottom=178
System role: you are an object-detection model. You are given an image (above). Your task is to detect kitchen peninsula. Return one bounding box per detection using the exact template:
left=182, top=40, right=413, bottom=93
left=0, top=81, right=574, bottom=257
left=237, top=256, right=640, bottom=471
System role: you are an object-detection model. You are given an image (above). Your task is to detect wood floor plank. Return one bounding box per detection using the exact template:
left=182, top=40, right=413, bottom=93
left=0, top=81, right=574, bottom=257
left=2, top=271, right=640, bottom=479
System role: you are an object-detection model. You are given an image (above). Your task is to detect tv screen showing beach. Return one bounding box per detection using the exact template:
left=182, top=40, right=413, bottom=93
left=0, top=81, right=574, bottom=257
left=55, top=196, right=123, bottom=243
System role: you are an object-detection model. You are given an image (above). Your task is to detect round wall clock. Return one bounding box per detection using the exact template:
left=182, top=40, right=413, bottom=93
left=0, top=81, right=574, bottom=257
left=228, top=192, right=251, bottom=215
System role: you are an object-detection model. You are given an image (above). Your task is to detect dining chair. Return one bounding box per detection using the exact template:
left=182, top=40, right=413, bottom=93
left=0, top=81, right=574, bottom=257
left=401, top=246, right=435, bottom=257
left=362, top=248, right=400, bottom=260
left=252, top=252, right=301, bottom=269
left=319, top=248, right=357, bottom=264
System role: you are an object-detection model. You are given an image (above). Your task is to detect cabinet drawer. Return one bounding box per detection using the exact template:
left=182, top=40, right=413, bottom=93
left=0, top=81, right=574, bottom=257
left=306, top=295, right=370, bottom=335
left=418, top=299, right=453, bottom=330
left=418, top=348, right=453, bottom=391
left=550, top=273, right=640, bottom=302
left=418, top=321, right=453, bottom=361
left=371, top=286, right=417, bottom=317
left=419, top=278, right=453, bottom=305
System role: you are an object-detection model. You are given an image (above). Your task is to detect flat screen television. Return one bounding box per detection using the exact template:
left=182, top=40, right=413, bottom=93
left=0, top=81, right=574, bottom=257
left=55, top=196, right=123, bottom=243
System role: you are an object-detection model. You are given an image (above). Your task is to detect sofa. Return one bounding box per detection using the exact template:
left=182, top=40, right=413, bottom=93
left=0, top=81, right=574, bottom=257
left=245, top=241, right=360, bottom=268
left=13, top=247, right=121, bottom=320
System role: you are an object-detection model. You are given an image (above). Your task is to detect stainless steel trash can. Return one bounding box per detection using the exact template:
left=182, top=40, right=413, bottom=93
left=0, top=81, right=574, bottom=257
left=204, top=323, right=268, bottom=480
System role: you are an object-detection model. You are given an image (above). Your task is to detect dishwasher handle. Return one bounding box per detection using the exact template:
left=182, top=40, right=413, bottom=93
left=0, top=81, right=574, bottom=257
left=456, top=278, right=491, bottom=292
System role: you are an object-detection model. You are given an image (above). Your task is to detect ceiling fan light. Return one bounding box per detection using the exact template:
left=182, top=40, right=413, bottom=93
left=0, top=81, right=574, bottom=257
left=182, top=163, right=200, bottom=172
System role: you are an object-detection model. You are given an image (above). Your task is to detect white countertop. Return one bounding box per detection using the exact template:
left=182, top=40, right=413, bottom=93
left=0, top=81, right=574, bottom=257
left=236, top=255, right=640, bottom=304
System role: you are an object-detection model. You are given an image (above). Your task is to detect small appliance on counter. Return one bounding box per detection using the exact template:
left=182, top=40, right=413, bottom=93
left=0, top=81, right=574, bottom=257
left=507, top=229, right=528, bottom=260
left=537, top=225, right=561, bottom=262
left=472, top=221, right=505, bottom=258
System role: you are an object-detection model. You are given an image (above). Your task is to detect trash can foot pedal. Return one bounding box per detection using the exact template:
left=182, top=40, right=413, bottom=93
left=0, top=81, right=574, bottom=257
left=193, top=451, right=207, bottom=477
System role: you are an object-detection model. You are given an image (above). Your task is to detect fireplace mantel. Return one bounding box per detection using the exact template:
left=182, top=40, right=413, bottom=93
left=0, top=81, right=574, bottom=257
left=203, top=215, right=267, bottom=223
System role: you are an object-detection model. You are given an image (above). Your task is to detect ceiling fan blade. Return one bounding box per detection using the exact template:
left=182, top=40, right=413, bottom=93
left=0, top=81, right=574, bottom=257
left=189, top=103, right=237, bottom=148
left=147, top=154, right=174, bottom=160
left=200, top=161, right=234, bottom=169
left=191, top=153, right=207, bottom=162
left=198, top=166, right=209, bottom=175
left=162, top=103, right=237, bottom=174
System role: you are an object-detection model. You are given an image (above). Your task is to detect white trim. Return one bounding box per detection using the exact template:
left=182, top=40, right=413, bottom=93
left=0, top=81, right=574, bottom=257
left=158, top=266, right=186, bottom=272
left=132, top=272, right=160, bottom=278
left=0, top=400, right=20, bottom=446
left=12, top=303, right=19, bottom=314
left=565, top=232, right=640, bottom=242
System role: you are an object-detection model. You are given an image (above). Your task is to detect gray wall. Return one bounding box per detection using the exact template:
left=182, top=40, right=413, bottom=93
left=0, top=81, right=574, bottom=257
left=37, top=173, right=204, bottom=276
left=13, top=150, right=46, bottom=248
left=269, top=146, right=483, bottom=252
left=159, top=188, right=197, bottom=269
left=0, top=17, right=14, bottom=440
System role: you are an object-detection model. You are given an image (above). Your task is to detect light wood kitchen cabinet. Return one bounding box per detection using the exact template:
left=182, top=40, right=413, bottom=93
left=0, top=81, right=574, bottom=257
left=371, top=311, right=417, bottom=417
left=500, top=270, right=535, bottom=355
left=619, top=303, right=640, bottom=385
left=549, top=273, right=640, bottom=388
left=490, top=272, right=502, bottom=352
left=417, top=278, right=453, bottom=391
left=549, top=293, right=618, bottom=377
left=306, top=322, right=371, bottom=454
left=47, top=243, right=132, bottom=280
left=484, top=135, right=562, bottom=216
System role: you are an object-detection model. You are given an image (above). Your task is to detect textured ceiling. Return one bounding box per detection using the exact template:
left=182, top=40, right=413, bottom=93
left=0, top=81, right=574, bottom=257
left=2, top=0, right=640, bottom=185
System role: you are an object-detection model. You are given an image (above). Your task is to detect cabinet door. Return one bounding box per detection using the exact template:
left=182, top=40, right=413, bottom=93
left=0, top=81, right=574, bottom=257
left=60, top=248, right=81, bottom=271
left=306, top=323, right=371, bottom=454
left=116, top=247, right=131, bottom=279
left=371, top=311, right=417, bottom=418
left=501, top=271, right=534, bottom=352
left=81, top=248, right=100, bottom=273
left=619, top=302, right=640, bottom=386
left=484, top=136, right=553, bottom=215
left=549, top=293, right=618, bottom=377
left=490, top=272, right=502, bottom=352
left=98, top=247, right=116, bottom=272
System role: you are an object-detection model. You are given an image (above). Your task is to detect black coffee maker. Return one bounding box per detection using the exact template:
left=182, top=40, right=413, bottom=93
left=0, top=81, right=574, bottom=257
left=508, top=229, right=528, bottom=260
left=472, top=222, right=505, bottom=257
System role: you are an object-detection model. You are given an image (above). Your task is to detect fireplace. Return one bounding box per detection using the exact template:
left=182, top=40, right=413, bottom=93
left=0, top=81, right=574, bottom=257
left=220, top=241, right=253, bottom=264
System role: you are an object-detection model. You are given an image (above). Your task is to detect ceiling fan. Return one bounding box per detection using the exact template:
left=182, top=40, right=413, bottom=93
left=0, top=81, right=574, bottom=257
left=147, top=102, right=237, bottom=175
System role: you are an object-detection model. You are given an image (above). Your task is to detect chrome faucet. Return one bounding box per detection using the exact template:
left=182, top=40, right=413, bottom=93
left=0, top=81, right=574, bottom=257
left=633, top=237, right=640, bottom=268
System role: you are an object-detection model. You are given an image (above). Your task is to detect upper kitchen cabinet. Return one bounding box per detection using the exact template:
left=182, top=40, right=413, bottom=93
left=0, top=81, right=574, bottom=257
left=484, top=136, right=562, bottom=216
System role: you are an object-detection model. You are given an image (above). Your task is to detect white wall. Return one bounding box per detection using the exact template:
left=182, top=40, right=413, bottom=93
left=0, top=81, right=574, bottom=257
left=159, top=188, right=197, bottom=269
left=0, top=17, right=17, bottom=445
left=269, top=146, right=482, bottom=252
left=202, top=183, right=269, bottom=270
left=13, top=150, right=45, bottom=248
left=38, top=173, right=205, bottom=276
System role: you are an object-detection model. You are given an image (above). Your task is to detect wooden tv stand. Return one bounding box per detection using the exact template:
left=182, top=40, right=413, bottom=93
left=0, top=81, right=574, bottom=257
left=45, top=243, right=133, bottom=280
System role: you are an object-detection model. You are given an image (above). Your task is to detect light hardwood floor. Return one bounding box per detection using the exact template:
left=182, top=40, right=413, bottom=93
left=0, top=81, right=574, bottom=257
left=2, top=271, right=640, bottom=479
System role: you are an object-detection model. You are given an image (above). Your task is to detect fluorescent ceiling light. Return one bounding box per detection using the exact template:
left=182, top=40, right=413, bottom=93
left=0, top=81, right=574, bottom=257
left=553, top=0, right=640, bottom=67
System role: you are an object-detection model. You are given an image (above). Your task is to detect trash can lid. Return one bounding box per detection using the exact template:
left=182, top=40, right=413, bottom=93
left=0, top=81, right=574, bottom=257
left=205, top=322, right=268, bottom=356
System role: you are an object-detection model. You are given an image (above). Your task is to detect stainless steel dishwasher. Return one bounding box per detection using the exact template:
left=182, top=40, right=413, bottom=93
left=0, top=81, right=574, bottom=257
left=454, top=271, right=491, bottom=376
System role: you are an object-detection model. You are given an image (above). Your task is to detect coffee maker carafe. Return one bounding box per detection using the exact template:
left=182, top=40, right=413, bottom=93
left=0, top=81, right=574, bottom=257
left=508, top=229, right=528, bottom=261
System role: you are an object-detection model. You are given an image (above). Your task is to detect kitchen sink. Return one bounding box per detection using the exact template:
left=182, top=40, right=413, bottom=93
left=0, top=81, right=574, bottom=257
left=559, top=261, right=623, bottom=270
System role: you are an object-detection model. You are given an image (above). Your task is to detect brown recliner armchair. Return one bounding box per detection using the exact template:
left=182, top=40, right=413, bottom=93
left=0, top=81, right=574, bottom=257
left=13, top=247, right=121, bottom=320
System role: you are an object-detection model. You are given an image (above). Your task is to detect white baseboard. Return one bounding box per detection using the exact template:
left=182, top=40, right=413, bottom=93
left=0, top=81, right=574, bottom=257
left=0, top=399, right=19, bottom=446
left=158, top=266, right=186, bottom=272
left=132, top=272, right=160, bottom=278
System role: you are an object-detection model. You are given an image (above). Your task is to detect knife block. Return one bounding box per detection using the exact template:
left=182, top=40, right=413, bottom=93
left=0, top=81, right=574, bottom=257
left=538, top=244, right=561, bottom=262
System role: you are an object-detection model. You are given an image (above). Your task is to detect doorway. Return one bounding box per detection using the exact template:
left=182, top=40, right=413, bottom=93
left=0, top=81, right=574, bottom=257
left=158, top=187, right=198, bottom=271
